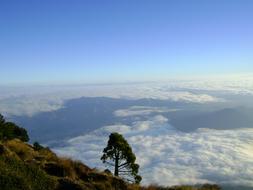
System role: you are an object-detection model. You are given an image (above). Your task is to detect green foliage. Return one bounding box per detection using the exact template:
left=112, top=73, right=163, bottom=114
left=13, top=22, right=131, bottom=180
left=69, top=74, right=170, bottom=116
left=101, top=132, right=142, bottom=184
left=33, top=141, right=45, bottom=151
left=0, top=114, right=29, bottom=142
left=0, top=114, right=5, bottom=125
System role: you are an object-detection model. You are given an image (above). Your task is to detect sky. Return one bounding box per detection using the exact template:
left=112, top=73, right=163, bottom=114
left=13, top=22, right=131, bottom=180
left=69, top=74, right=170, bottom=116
left=0, top=0, right=253, bottom=85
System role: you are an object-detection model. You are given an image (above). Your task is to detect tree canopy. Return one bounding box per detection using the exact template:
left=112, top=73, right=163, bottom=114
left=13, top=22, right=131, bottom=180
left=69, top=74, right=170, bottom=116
left=0, top=114, right=29, bottom=142
left=101, top=132, right=142, bottom=184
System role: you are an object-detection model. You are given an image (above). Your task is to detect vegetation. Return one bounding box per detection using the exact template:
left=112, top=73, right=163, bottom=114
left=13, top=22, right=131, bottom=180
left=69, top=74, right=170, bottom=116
left=101, top=132, right=142, bottom=184
left=0, top=114, right=29, bottom=142
left=0, top=139, right=130, bottom=190
left=34, top=141, right=45, bottom=151
left=0, top=114, right=222, bottom=190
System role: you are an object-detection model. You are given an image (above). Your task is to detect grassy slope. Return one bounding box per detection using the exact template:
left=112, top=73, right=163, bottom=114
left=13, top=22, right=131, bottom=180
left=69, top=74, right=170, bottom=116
left=0, top=139, right=221, bottom=190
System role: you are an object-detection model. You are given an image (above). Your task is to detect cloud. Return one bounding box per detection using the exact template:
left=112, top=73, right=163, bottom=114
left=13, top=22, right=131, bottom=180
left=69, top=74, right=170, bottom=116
left=0, top=82, right=224, bottom=116
left=0, top=96, right=63, bottom=117
left=104, top=125, right=131, bottom=134
left=53, top=115, right=253, bottom=187
left=2, top=75, right=253, bottom=116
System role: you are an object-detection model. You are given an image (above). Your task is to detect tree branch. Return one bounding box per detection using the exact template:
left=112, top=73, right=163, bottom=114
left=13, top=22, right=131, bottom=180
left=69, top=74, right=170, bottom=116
left=118, top=162, right=128, bottom=168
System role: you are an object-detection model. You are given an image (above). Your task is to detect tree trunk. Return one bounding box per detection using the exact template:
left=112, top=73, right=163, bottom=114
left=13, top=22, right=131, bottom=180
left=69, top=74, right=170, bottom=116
left=114, top=155, right=119, bottom=176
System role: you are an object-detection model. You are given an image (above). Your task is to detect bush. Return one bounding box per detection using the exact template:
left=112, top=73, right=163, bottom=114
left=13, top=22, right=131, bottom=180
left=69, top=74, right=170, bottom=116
left=0, top=114, right=29, bottom=142
left=33, top=142, right=45, bottom=151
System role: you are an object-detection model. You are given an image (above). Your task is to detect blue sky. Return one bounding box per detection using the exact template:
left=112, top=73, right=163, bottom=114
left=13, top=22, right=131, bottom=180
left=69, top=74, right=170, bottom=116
left=0, top=0, right=253, bottom=85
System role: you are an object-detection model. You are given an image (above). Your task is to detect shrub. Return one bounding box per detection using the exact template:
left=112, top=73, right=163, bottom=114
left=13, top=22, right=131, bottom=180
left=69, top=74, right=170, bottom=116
left=0, top=114, right=29, bottom=142
left=33, top=142, right=45, bottom=151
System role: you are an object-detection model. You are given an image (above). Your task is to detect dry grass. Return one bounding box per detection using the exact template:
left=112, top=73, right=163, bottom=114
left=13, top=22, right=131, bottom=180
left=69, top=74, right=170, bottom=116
left=4, top=139, right=37, bottom=160
left=37, top=147, right=58, bottom=162
left=57, top=157, right=77, bottom=179
left=0, top=139, right=222, bottom=190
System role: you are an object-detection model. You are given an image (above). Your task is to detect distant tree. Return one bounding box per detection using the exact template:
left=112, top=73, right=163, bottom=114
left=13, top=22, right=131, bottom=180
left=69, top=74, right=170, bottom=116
left=33, top=142, right=44, bottom=151
left=101, top=132, right=142, bottom=184
left=0, top=114, right=5, bottom=126
left=0, top=114, right=29, bottom=142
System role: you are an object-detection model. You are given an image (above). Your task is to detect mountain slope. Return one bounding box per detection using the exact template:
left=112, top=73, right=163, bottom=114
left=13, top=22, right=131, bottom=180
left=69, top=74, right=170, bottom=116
left=0, top=139, right=130, bottom=190
left=0, top=139, right=222, bottom=190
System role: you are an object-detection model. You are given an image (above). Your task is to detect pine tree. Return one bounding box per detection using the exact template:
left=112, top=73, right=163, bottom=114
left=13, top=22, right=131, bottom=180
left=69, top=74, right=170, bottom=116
left=101, top=132, right=142, bottom=184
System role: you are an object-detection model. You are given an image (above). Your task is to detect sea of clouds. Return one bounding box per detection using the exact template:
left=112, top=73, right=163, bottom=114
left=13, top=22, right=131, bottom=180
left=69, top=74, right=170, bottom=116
left=53, top=106, right=253, bottom=187
left=1, top=75, right=253, bottom=116
left=1, top=76, right=253, bottom=187
left=0, top=84, right=219, bottom=116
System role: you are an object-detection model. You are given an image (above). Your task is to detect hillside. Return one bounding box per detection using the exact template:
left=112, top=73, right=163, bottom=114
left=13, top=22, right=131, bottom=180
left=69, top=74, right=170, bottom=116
left=0, top=139, right=133, bottom=190
left=0, top=114, right=221, bottom=190
left=0, top=139, right=222, bottom=190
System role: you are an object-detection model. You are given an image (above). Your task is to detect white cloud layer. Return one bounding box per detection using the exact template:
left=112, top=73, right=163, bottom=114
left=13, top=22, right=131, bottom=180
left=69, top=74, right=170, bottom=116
left=53, top=115, right=253, bottom=187
left=1, top=75, right=253, bottom=116
left=0, top=84, right=219, bottom=116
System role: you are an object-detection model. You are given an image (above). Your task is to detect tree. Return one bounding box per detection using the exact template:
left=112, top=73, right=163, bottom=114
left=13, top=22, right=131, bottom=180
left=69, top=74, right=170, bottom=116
left=101, top=132, right=142, bottom=184
left=33, top=142, right=44, bottom=151
left=0, top=114, right=5, bottom=126
left=0, top=114, right=29, bottom=142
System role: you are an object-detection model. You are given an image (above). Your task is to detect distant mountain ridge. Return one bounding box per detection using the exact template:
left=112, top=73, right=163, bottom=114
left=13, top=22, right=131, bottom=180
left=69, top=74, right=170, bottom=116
left=11, top=97, right=253, bottom=143
left=171, top=107, right=253, bottom=131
